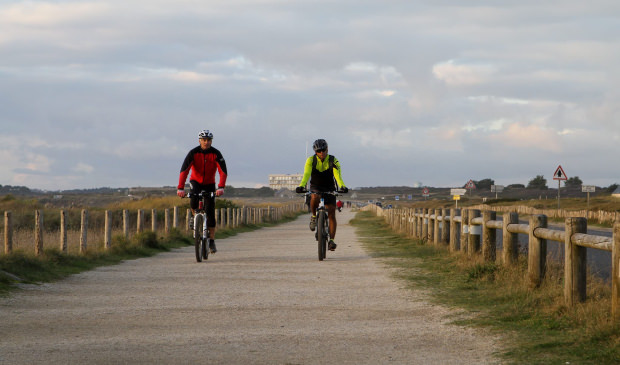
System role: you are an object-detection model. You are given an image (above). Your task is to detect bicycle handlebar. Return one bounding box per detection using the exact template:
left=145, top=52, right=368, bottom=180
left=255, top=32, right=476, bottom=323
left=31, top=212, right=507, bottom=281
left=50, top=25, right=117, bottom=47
left=296, top=189, right=348, bottom=195
left=184, top=191, right=216, bottom=199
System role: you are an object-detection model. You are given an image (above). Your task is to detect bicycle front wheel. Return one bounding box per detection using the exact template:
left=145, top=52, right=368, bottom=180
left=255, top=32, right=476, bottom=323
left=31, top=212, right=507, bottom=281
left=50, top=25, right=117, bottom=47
left=317, top=211, right=327, bottom=261
left=194, top=214, right=204, bottom=262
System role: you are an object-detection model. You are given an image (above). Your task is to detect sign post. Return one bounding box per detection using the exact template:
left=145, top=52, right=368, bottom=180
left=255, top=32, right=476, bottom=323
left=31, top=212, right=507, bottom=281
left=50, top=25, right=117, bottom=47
left=553, top=165, right=568, bottom=209
left=491, top=185, right=504, bottom=199
left=451, top=188, right=466, bottom=209
left=582, top=185, right=595, bottom=212
left=422, top=188, right=430, bottom=200
left=465, top=180, right=476, bottom=197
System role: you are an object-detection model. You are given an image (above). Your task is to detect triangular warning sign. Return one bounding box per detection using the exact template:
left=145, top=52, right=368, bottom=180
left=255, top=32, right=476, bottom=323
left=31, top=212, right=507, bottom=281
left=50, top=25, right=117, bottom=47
left=553, top=165, right=567, bottom=180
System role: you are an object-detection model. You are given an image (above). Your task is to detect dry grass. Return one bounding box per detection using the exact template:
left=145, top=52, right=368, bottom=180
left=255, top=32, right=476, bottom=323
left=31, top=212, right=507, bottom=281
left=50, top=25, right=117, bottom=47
left=6, top=227, right=171, bottom=255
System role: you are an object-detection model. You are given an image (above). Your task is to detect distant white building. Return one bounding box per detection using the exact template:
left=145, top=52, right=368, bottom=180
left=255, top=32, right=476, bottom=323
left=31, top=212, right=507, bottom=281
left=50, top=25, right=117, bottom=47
left=613, top=186, right=620, bottom=198
left=269, top=174, right=303, bottom=191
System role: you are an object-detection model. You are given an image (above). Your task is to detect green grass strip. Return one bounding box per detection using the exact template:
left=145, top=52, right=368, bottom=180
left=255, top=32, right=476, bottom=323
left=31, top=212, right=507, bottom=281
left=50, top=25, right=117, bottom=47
left=350, top=210, right=620, bottom=365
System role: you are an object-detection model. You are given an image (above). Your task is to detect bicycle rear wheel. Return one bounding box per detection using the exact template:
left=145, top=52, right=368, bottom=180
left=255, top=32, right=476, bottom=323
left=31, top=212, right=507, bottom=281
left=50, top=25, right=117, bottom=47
left=194, top=214, right=204, bottom=262
left=317, top=211, right=327, bottom=261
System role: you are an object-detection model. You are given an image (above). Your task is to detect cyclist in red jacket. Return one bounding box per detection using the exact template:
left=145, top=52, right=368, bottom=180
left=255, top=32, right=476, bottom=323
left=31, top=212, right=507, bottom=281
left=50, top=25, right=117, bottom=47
left=177, top=129, right=228, bottom=253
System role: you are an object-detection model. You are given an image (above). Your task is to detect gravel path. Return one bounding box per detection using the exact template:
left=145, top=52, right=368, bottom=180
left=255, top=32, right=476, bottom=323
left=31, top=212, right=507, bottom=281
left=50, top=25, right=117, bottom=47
left=0, top=210, right=501, bottom=364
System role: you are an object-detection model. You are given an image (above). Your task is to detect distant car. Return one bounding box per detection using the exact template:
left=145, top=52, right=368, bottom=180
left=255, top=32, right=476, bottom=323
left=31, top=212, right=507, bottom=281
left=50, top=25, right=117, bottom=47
left=387, top=204, right=393, bottom=209
left=375, top=202, right=382, bottom=207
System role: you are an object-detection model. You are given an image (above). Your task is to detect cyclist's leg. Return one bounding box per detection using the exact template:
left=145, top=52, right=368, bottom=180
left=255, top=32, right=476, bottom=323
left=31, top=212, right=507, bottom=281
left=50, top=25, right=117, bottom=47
left=188, top=180, right=201, bottom=215
left=309, top=193, right=320, bottom=216
left=326, top=204, right=337, bottom=239
left=205, top=186, right=216, bottom=239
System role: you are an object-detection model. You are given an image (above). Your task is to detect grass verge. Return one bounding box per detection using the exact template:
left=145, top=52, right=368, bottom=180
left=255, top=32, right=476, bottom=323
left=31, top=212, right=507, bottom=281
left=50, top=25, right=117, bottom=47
left=350, top=210, right=620, bottom=365
left=0, top=210, right=304, bottom=295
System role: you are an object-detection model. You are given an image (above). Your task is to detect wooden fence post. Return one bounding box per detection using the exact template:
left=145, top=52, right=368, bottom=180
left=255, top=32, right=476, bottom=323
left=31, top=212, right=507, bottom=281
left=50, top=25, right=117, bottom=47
left=60, top=210, right=67, bottom=253
left=482, top=210, right=497, bottom=262
left=186, top=209, right=191, bottom=231
left=612, top=220, right=620, bottom=321
left=461, top=209, right=469, bottom=253
left=165, top=209, right=170, bottom=234
left=449, top=208, right=459, bottom=252
left=35, top=210, right=43, bottom=256
left=123, top=210, right=129, bottom=238
left=151, top=209, right=157, bottom=232
left=433, top=209, right=440, bottom=245
left=104, top=210, right=111, bottom=250
left=173, top=206, right=179, bottom=229
left=80, top=209, right=88, bottom=254
left=227, top=208, right=231, bottom=228
left=4, top=211, right=12, bottom=254
left=137, top=209, right=145, bottom=233
left=421, top=208, right=428, bottom=242
left=502, top=212, right=519, bottom=266
left=565, top=217, right=587, bottom=306
left=528, top=214, right=548, bottom=288
left=441, top=208, right=449, bottom=245
left=468, top=209, right=481, bottom=256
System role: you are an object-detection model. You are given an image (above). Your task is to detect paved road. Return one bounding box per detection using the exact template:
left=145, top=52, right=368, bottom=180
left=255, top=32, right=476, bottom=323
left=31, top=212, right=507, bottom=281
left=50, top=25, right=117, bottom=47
left=0, top=210, right=500, bottom=364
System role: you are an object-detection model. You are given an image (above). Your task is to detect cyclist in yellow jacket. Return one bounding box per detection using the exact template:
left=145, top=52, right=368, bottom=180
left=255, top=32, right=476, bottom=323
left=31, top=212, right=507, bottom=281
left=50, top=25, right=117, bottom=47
left=296, top=139, right=348, bottom=251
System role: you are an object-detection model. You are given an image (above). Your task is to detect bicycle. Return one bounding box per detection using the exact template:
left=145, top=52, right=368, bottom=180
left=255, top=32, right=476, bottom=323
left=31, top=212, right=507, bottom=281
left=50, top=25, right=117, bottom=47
left=298, top=189, right=347, bottom=261
left=185, top=191, right=215, bottom=262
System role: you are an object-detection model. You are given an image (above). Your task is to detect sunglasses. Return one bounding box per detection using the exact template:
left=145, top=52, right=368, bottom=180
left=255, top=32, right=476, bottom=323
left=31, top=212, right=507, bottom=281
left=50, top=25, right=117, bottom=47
left=315, top=149, right=326, bottom=153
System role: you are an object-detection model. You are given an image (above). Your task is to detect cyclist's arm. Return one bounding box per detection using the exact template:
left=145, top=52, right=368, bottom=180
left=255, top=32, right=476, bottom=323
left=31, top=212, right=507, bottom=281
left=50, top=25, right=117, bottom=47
left=299, top=156, right=313, bottom=187
left=333, top=157, right=346, bottom=188
left=216, top=150, right=228, bottom=189
left=177, top=151, right=193, bottom=190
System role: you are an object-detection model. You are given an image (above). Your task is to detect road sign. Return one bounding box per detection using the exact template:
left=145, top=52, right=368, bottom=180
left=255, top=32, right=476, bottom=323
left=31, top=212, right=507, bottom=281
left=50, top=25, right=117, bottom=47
left=451, top=188, right=466, bottom=196
left=422, top=188, right=430, bottom=197
left=453, top=195, right=460, bottom=200
left=553, top=165, right=567, bottom=181
left=465, top=179, right=476, bottom=189
left=395, top=195, right=400, bottom=201
left=491, top=185, right=504, bottom=193
left=582, top=185, right=595, bottom=193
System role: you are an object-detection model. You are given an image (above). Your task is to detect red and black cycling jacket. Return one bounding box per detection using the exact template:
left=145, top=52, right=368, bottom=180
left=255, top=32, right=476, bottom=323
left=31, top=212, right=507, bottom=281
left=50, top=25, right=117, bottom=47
left=178, top=146, right=228, bottom=189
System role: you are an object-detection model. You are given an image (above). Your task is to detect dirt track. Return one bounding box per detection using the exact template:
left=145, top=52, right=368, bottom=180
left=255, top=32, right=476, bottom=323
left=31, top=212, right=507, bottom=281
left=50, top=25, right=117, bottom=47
left=0, top=210, right=501, bottom=364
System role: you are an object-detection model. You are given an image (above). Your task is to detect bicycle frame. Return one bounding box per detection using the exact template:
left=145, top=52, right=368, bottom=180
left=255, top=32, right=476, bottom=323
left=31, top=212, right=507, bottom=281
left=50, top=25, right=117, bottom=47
left=186, top=191, right=215, bottom=262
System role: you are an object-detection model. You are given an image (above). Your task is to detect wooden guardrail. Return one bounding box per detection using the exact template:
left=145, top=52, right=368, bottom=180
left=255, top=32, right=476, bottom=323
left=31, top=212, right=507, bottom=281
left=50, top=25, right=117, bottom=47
left=2, top=202, right=305, bottom=255
left=362, top=204, right=620, bottom=321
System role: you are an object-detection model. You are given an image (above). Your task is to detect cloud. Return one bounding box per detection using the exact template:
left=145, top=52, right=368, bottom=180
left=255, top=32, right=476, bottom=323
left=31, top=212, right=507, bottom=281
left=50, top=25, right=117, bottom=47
left=1, top=1, right=619, bottom=190
left=432, top=60, right=497, bottom=86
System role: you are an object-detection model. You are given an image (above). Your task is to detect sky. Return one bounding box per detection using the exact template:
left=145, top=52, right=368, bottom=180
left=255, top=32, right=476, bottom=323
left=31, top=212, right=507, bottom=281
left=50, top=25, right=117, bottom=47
left=1, top=0, right=619, bottom=191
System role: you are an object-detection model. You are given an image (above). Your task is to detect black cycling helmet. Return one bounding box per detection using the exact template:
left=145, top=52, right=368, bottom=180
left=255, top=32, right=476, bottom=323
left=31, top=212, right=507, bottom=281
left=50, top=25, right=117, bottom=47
left=312, top=139, right=328, bottom=152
